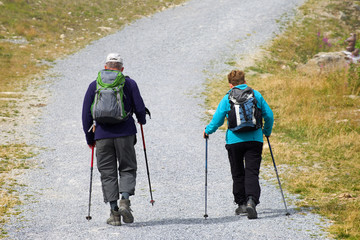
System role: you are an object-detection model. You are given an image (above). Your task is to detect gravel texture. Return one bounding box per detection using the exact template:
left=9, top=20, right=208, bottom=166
left=5, top=0, right=332, bottom=239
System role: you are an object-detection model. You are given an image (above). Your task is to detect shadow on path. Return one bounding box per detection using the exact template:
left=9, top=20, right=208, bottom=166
left=126, top=207, right=302, bottom=228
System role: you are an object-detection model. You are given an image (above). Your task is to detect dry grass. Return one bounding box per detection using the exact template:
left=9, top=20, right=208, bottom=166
left=204, top=0, right=360, bottom=239
left=0, top=0, right=187, bottom=237
left=0, top=144, right=35, bottom=237
left=0, top=0, right=186, bottom=93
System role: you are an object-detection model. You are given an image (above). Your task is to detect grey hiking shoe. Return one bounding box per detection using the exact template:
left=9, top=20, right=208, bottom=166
left=119, top=199, right=134, bottom=223
left=106, top=209, right=121, bottom=226
left=246, top=196, right=258, bottom=219
left=235, top=204, right=247, bottom=215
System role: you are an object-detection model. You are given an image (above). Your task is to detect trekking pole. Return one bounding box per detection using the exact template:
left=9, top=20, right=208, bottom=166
left=140, top=124, right=155, bottom=206
left=204, top=136, right=209, bottom=219
left=86, top=145, right=95, bottom=221
left=266, top=136, right=290, bottom=216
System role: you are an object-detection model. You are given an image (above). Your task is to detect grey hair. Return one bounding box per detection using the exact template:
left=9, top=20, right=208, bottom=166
left=106, top=62, right=123, bottom=70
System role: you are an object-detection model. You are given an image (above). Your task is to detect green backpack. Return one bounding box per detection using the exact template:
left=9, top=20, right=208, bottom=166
left=91, top=69, right=130, bottom=124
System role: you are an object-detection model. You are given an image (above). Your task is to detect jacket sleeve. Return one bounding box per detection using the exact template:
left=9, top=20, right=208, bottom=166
left=255, top=91, right=274, bottom=137
left=130, top=80, right=146, bottom=125
left=205, top=95, right=229, bottom=134
left=82, top=81, right=96, bottom=145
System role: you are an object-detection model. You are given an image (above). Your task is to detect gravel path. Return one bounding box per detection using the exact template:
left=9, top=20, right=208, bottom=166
left=5, top=0, right=331, bottom=239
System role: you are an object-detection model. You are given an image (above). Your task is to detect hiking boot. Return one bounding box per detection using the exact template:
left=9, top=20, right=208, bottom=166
left=106, top=209, right=121, bottom=226
left=119, top=199, right=134, bottom=223
left=235, top=204, right=247, bottom=215
left=246, top=197, right=258, bottom=219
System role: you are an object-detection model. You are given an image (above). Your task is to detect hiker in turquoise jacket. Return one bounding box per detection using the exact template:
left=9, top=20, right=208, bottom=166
left=204, top=70, right=273, bottom=219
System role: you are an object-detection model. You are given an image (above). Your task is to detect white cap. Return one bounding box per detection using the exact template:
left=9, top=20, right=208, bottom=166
left=106, top=53, right=123, bottom=63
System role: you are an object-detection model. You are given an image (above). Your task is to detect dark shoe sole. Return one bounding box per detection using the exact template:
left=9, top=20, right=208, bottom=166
left=246, top=206, right=258, bottom=219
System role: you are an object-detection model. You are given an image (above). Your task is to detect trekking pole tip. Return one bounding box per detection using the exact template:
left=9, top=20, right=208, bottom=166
left=150, top=200, right=155, bottom=206
left=204, top=214, right=208, bottom=219
left=86, top=216, right=92, bottom=221
left=286, top=212, right=290, bottom=216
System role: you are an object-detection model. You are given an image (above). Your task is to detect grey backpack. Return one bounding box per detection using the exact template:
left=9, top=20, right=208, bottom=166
left=227, top=87, right=262, bottom=132
left=91, top=69, right=130, bottom=124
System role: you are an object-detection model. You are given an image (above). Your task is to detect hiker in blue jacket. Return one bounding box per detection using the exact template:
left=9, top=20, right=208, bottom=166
left=82, top=53, right=147, bottom=226
left=203, top=70, right=274, bottom=219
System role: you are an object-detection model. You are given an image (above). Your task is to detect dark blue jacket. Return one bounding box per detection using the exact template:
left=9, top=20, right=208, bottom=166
left=82, top=75, right=146, bottom=145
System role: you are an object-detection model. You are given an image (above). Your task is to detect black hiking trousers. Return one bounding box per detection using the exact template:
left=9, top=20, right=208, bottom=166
left=225, top=141, right=263, bottom=205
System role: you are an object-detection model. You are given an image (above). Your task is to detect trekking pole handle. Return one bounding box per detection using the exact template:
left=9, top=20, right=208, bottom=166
left=91, top=145, right=94, bottom=168
left=140, top=124, right=146, bottom=150
left=203, top=131, right=209, bottom=139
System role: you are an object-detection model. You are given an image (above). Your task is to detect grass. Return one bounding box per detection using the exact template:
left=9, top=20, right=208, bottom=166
left=0, top=144, right=35, bottom=238
left=0, top=0, right=187, bottom=237
left=0, top=0, right=186, bottom=114
left=204, top=0, right=360, bottom=239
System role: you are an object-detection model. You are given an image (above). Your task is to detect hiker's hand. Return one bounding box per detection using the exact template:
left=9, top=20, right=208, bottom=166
left=88, top=143, right=95, bottom=149
left=203, top=131, right=209, bottom=139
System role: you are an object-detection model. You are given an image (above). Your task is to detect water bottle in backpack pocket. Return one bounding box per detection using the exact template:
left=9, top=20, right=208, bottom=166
left=227, top=87, right=262, bottom=132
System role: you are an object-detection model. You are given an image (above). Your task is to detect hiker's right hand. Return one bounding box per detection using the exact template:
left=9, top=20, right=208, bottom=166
left=203, top=131, right=209, bottom=139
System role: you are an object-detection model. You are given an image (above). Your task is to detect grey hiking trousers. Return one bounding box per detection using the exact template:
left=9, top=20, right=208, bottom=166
left=96, top=135, right=137, bottom=203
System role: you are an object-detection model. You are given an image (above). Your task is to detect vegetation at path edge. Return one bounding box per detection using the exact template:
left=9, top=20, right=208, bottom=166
left=0, top=0, right=187, bottom=238
left=205, top=0, right=360, bottom=239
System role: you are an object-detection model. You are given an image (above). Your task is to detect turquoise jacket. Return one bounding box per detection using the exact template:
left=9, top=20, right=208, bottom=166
left=205, top=84, right=274, bottom=144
